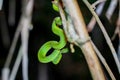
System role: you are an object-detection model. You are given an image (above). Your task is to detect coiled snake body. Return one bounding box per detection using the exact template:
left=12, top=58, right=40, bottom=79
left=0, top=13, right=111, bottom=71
left=38, top=17, right=68, bottom=64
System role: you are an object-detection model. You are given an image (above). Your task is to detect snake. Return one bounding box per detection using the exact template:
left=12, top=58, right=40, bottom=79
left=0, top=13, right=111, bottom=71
left=37, top=0, right=68, bottom=64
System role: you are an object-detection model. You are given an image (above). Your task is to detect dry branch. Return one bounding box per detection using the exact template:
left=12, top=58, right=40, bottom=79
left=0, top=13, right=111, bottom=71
left=61, top=0, right=105, bottom=80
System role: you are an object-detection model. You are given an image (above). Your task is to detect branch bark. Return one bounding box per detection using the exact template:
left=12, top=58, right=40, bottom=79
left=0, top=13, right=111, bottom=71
left=61, top=0, right=105, bottom=80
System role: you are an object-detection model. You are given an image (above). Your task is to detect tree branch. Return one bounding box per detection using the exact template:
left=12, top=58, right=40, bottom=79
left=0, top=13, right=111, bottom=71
left=61, top=0, right=105, bottom=80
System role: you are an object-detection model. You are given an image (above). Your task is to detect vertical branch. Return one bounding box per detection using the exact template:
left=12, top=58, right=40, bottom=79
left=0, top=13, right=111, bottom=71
left=21, top=0, right=33, bottom=80
left=61, top=0, right=105, bottom=80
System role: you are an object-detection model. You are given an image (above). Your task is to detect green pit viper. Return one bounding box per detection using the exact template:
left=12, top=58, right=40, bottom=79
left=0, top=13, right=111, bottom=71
left=37, top=0, right=68, bottom=64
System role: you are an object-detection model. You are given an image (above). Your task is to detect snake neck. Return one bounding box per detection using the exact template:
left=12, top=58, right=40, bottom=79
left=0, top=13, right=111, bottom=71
left=52, top=17, right=67, bottom=49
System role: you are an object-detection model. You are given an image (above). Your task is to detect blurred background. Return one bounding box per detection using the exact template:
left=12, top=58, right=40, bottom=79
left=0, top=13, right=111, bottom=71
left=0, top=0, right=119, bottom=80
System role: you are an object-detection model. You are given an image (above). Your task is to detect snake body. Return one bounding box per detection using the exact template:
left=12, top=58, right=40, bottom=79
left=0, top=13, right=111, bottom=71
left=38, top=17, right=68, bottom=64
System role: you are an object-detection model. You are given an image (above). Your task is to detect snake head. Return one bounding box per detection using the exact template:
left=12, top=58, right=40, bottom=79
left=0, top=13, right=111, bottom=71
left=52, top=0, right=59, bottom=12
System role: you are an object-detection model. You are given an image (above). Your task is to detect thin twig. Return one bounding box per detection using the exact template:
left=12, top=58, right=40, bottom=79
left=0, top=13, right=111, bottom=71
left=87, top=1, right=105, bottom=32
left=91, top=40, right=116, bottom=80
left=2, top=9, right=23, bottom=80
left=92, top=0, right=106, bottom=9
left=2, top=16, right=23, bottom=80
left=4, top=21, right=23, bottom=68
left=106, top=0, right=118, bottom=21
left=2, top=0, right=33, bottom=80
left=83, top=0, right=120, bottom=74
left=21, top=0, right=33, bottom=80
left=9, top=47, right=22, bottom=80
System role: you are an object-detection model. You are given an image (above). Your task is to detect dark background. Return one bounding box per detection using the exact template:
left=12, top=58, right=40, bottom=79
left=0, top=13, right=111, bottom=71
left=0, top=0, right=119, bottom=80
